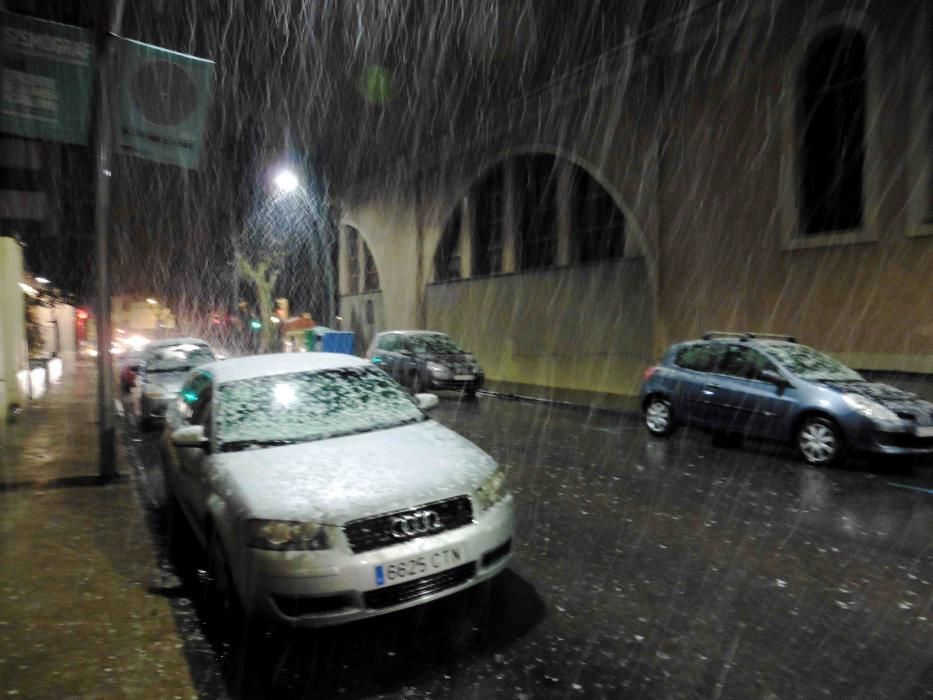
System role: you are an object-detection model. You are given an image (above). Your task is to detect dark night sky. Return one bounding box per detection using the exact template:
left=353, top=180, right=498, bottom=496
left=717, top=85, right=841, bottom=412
left=8, top=0, right=682, bottom=309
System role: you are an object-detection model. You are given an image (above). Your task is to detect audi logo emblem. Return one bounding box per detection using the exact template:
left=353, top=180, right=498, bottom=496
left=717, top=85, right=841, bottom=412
left=390, top=510, right=443, bottom=539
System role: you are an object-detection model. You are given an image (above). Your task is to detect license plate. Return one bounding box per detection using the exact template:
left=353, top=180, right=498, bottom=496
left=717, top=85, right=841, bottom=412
left=453, top=374, right=474, bottom=381
left=916, top=426, right=933, bottom=437
left=374, top=546, right=464, bottom=586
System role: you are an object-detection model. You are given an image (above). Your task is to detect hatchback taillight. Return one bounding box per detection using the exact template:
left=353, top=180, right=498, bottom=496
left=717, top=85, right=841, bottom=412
left=643, top=366, right=658, bottom=380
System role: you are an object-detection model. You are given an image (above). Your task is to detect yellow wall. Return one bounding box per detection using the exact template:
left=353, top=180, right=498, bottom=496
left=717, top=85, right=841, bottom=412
left=340, top=2, right=933, bottom=397
left=426, top=258, right=653, bottom=395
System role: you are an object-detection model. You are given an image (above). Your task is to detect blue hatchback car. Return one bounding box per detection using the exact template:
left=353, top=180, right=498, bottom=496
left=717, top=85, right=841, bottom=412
left=639, top=332, right=933, bottom=465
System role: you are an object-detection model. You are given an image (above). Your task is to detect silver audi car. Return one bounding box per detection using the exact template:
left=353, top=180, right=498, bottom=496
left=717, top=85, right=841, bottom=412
left=160, top=352, right=514, bottom=628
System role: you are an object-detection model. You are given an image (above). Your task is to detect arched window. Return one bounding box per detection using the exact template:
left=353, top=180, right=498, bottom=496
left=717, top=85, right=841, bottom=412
left=799, top=28, right=867, bottom=234
left=435, top=204, right=463, bottom=281
left=472, top=165, right=504, bottom=276
left=515, top=155, right=559, bottom=270
left=362, top=238, right=379, bottom=291
left=568, top=164, right=625, bottom=263
left=345, top=226, right=360, bottom=294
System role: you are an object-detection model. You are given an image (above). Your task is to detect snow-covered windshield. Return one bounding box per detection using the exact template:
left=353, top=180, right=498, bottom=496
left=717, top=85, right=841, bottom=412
left=216, top=366, right=425, bottom=451
left=764, top=344, right=863, bottom=382
left=409, top=334, right=464, bottom=354
left=146, top=345, right=216, bottom=374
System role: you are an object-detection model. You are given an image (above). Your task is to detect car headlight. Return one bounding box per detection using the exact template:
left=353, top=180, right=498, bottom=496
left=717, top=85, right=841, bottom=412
left=426, top=361, right=451, bottom=378
left=247, top=519, right=330, bottom=551
left=476, top=465, right=509, bottom=510
left=842, top=393, right=898, bottom=422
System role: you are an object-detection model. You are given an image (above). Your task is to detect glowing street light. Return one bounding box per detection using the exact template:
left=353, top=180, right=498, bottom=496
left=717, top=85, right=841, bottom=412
left=35, top=277, right=50, bottom=285
left=273, top=168, right=299, bottom=194
left=146, top=297, right=158, bottom=305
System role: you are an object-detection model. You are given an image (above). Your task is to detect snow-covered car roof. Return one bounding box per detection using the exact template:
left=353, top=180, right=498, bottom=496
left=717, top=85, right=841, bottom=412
left=145, top=336, right=211, bottom=350
left=203, top=352, right=370, bottom=384
left=379, top=330, right=448, bottom=336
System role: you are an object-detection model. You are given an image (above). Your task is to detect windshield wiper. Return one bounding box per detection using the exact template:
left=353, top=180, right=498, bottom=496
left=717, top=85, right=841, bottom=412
left=221, top=438, right=299, bottom=452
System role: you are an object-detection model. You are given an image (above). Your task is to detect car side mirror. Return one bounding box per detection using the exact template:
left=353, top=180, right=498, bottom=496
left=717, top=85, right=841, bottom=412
left=760, top=369, right=788, bottom=387
left=415, top=393, right=439, bottom=412
left=172, top=425, right=209, bottom=451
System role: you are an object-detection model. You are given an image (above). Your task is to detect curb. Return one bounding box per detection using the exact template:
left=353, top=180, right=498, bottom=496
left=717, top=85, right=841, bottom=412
left=476, top=388, right=641, bottom=418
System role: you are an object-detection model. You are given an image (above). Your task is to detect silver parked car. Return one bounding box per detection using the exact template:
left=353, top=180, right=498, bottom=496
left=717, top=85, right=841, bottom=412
left=160, top=352, right=514, bottom=629
left=132, top=338, right=215, bottom=429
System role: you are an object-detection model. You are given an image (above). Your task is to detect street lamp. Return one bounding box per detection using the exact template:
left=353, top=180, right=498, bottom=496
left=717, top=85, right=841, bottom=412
left=269, top=165, right=336, bottom=328
left=273, top=168, right=299, bottom=194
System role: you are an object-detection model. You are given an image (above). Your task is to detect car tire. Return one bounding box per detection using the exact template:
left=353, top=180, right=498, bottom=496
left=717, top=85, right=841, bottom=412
left=797, top=415, right=844, bottom=466
left=465, top=385, right=477, bottom=400
left=644, top=396, right=675, bottom=437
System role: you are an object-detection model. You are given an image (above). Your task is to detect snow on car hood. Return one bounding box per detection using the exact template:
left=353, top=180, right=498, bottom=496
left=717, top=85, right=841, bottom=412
left=208, top=419, right=498, bottom=523
left=823, top=381, right=933, bottom=414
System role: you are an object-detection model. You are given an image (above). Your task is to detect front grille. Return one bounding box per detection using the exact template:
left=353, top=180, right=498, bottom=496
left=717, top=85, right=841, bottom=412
left=363, top=562, right=476, bottom=610
left=343, top=496, right=474, bottom=554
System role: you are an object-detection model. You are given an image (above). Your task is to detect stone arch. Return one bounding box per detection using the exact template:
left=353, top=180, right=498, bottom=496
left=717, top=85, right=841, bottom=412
left=425, top=146, right=657, bottom=397
left=431, top=144, right=657, bottom=295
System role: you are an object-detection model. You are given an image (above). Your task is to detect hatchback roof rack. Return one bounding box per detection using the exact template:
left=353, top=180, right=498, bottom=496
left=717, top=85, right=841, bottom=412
left=702, top=331, right=797, bottom=343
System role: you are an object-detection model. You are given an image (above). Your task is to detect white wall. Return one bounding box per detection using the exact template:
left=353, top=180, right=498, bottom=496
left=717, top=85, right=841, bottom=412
left=0, top=237, right=27, bottom=412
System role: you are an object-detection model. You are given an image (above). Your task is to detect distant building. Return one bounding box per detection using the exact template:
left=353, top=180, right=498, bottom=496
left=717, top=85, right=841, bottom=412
left=338, top=0, right=933, bottom=400
left=111, top=295, right=177, bottom=336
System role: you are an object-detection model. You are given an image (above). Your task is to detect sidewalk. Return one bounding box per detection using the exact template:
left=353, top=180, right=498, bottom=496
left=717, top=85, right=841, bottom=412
left=0, top=358, right=197, bottom=698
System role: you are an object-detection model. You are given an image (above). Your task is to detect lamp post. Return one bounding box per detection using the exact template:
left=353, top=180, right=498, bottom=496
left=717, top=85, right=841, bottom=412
left=272, top=167, right=335, bottom=328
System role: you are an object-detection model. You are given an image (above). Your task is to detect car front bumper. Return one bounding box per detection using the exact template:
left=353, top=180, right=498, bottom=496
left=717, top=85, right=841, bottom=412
left=241, top=496, right=514, bottom=627
left=849, top=418, right=933, bottom=457
left=427, top=373, right=485, bottom=392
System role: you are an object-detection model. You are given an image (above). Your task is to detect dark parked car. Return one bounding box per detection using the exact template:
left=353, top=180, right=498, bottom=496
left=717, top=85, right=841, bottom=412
left=367, top=331, right=485, bottom=397
left=639, top=332, right=933, bottom=466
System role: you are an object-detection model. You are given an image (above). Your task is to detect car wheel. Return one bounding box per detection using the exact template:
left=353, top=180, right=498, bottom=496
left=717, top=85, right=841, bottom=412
left=797, top=416, right=843, bottom=466
left=465, top=385, right=477, bottom=399
left=644, top=396, right=675, bottom=437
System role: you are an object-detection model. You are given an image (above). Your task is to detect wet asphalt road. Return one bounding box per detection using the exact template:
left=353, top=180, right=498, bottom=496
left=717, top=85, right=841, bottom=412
left=124, top=393, right=933, bottom=699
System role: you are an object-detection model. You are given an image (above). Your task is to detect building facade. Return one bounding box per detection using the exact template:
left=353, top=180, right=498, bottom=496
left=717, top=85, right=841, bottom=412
left=338, top=1, right=933, bottom=399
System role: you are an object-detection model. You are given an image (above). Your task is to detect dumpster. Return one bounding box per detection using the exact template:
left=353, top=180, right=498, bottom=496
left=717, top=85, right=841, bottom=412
left=321, top=331, right=355, bottom=355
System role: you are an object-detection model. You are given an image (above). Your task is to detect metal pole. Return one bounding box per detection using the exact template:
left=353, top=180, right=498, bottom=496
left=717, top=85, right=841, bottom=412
left=94, top=0, right=126, bottom=480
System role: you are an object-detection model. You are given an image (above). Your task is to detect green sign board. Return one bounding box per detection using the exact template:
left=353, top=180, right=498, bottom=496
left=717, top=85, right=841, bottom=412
left=116, top=38, right=214, bottom=170
left=0, top=11, right=95, bottom=145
